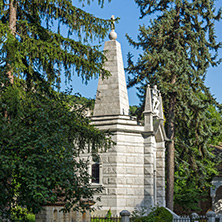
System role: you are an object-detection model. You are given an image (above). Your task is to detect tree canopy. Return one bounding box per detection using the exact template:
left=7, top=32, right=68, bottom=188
left=1, top=0, right=112, bottom=87
left=126, top=0, right=222, bottom=210
left=0, top=85, right=113, bottom=218
left=0, top=0, right=113, bottom=219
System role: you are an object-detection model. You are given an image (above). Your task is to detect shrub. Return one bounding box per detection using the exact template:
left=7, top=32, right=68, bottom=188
left=11, top=206, right=35, bottom=222
left=133, top=206, right=173, bottom=222
left=27, top=213, right=35, bottom=222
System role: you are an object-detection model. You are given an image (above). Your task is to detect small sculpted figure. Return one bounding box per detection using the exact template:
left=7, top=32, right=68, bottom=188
left=152, top=85, right=160, bottom=115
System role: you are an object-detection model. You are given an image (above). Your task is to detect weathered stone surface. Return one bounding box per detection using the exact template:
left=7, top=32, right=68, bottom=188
left=126, top=167, right=134, bottom=174
left=144, top=156, right=154, bottom=164
left=135, top=156, right=144, bottom=163
left=134, top=178, right=144, bottom=185
left=103, top=177, right=109, bottom=184
left=108, top=177, right=117, bottom=184
left=108, top=188, right=117, bottom=195
left=108, top=156, right=117, bottom=163
left=126, top=178, right=134, bottom=184
left=156, top=169, right=165, bottom=177
left=35, top=206, right=91, bottom=222
left=134, top=188, right=144, bottom=196
left=144, top=178, right=153, bottom=185
left=117, top=177, right=126, bottom=184
left=126, top=156, right=134, bottom=163
left=88, top=35, right=166, bottom=216
left=94, top=40, right=129, bottom=116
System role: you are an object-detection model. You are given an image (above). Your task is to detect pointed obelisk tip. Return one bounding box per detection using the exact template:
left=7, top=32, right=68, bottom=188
left=109, top=15, right=117, bottom=40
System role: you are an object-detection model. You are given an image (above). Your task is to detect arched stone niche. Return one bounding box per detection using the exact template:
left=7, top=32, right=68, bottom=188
left=53, top=209, right=58, bottom=222
left=211, top=177, right=222, bottom=213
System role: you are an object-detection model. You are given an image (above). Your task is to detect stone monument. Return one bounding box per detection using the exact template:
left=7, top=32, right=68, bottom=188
left=90, top=16, right=167, bottom=215
left=35, top=16, right=167, bottom=220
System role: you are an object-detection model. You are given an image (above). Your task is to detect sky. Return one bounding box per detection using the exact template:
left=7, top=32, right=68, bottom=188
left=67, top=0, right=222, bottom=105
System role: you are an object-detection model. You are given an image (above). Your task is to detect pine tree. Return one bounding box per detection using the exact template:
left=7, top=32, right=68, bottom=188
left=126, top=0, right=221, bottom=210
left=0, top=0, right=114, bottom=219
left=1, top=0, right=112, bottom=88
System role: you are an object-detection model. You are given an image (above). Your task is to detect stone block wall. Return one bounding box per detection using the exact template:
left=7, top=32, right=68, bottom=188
left=92, top=125, right=145, bottom=215
left=35, top=206, right=90, bottom=222
left=156, top=142, right=165, bottom=206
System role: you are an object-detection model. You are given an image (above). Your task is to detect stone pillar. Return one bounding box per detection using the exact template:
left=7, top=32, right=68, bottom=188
left=207, top=211, right=216, bottom=222
left=217, top=214, right=222, bottom=222
left=143, top=85, right=155, bottom=207
left=191, top=212, right=199, bottom=222
left=216, top=214, right=222, bottom=222
left=143, top=136, right=156, bottom=207
left=156, top=142, right=165, bottom=206
left=144, top=85, right=153, bottom=132
left=120, top=210, right=130, bottom=222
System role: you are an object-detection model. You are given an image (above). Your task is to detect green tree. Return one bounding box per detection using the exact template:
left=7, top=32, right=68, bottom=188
left=0, top=0, right=114, bottom=219
left=126, top=0, right=221, bottom=210
left=174, top=103, right=222, bottom=213
left=0, top=85, right=113, bottom=219
left=1, top=0, right=112, bottom=86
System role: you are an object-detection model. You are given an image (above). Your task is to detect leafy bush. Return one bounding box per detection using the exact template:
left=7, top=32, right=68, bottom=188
left=133, top=216, right=150, bottom=222
left=133, top=206, right=173, bottom=222
left=11, top=206, right=35, bottom=222
left=131, top=206, right=147, bottom=219
left=27, top=214, right=35, bottom=222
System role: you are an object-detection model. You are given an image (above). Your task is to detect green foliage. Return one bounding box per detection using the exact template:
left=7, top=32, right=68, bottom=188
left=127, top=0, right=222, bottom=210
left=174, top=104, right=222, bottom=212
left=106, top=208, right=112, bottom=219
left=133, top=206, right=173, bottom=222
left=0, top=83, right=113, bottom=219
left=0, top=0, right=113, bottom=89
left=129, top=105, right=139, bottom=116
left=129, top=105, right=141, bottom=118
left=68, top=93, right=95, bottom=114
left=207, top=105, right=222, bottom=146
left=11, top=206, right=35, bottom=222
left=27, top=214, right=35, bottom=222
left=174, top=166, right=208, bottom=212
left=131, top=207, right=147, bottom=219
left=0, top=0, right=115, bottom=220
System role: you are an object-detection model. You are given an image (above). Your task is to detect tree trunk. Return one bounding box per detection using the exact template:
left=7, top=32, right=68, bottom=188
left=166, top=135, right=175, bottom=210
left=166, top=5, right=180, bottom=211
left=7, top=0, right=17, bottom=84
left=166, top=95, right=176, bottom=210
left=166, top=76, right=176, bottom=211
left=4, top=0, right=16, bottom=119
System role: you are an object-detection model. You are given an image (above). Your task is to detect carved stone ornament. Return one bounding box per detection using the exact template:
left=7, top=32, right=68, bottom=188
left=152, top=85, right=160, bottom=115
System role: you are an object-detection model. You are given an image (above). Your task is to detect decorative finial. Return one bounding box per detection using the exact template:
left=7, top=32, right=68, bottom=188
left=109, top=15, right=117, bottom=40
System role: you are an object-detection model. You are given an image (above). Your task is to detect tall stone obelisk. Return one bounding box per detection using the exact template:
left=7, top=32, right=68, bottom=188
left=93, top=16, right=129, bottom=116
left=91, top=16, right=166, bottom=216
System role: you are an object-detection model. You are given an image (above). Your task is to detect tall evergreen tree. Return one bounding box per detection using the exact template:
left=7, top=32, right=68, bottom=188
left=126, top=0, right=221, bottom=210
left=1, top=0, right=112, bottom=87
left=0, top=0, right=114, bottom=219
